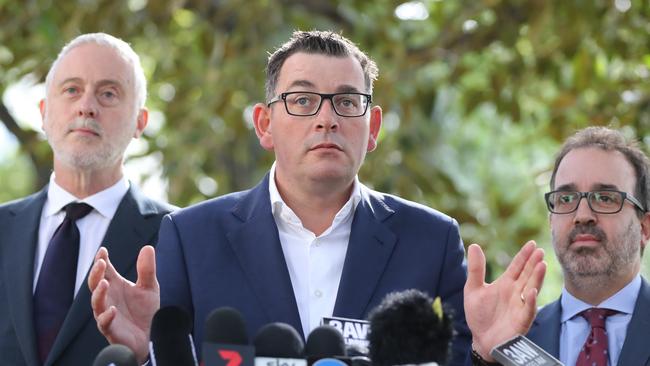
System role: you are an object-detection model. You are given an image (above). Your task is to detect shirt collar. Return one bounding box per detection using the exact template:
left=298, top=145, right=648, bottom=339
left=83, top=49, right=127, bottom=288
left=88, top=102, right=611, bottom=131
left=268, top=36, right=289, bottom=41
left=45, top=174, right=130, bottom=219
left=560, top=274, right=642, bottom=322
left=268, top=161, right=361, bottom=227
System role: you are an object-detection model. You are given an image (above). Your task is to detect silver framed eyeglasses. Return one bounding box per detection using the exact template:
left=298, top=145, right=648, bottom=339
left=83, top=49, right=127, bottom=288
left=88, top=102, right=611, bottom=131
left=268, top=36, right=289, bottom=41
left=267, top=91, right=372, bottom=117
left=544, top=190, right=646, bottom=214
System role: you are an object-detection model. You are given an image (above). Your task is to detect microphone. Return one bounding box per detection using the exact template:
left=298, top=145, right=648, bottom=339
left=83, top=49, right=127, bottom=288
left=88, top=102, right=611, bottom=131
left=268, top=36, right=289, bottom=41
left=149, top=306, right=198, bottom=366
left=367, top=289, right=453, bottom=366
left=304, top=325, right=349, bottom=366
left=202, top=307, right=255, bottom=366
left=490, top=335, right=563, bottom=366
left=345, top=344, right=371, bottom=366
left=254, top=322, right=307, bottom=366
left=92, top=344, right=138, bottom=366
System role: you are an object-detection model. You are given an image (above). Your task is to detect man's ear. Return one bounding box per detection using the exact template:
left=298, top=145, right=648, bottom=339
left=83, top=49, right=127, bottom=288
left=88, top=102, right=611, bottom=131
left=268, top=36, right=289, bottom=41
left=640, top=211, right=650, bottom=251
left=39, top=99, right=46, bottom=129
left=253, top=103, right=274, bottom=151
left=366, top=105, right=382, bottom=152
left=133, top=108, right=149, bottom=138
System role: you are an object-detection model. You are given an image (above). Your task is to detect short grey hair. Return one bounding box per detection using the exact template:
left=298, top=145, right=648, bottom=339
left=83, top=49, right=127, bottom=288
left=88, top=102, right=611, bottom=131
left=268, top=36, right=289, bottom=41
left=44, top=33, right=147, bottom=109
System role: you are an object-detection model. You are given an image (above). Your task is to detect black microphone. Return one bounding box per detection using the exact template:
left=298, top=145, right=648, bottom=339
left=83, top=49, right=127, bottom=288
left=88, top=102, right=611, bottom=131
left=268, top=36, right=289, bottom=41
left=367, top=289, right=453, bottom=366
left=490, top=335, right=563, bottom=366
left=345, top=344, right=371, bottom=366
left=92, top=344, right=138, bottom=366
left=203, top=307, right=255, bottom=366
left=254, top=322, right=306, bottom=366
left=305, top=325, right=349, bottom=366
left=149, top=305, right=198, bottom=366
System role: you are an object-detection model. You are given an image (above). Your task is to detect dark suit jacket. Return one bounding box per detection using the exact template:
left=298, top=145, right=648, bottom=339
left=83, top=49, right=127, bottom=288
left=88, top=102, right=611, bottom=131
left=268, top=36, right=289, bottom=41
left=0, top=185, right=174, bottom=366
left=157, top=174, right=471, bottom=366
left=527, top=277, right=650, bottom=366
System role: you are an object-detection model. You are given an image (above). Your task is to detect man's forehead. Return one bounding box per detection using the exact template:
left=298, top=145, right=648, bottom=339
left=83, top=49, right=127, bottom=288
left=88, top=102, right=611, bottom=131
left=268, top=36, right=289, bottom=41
left=277, top=52, right=366, bottom=92
left=53, top=43, right=133, bottom=85
left=555, top=147, right=636, bottom=191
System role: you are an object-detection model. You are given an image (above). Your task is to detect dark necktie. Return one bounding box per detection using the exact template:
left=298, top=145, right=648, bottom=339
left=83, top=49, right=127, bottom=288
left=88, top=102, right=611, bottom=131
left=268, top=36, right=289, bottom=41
left=576, top=307, right=618, bottom=366
left=33, top=202, right=93, bottom=364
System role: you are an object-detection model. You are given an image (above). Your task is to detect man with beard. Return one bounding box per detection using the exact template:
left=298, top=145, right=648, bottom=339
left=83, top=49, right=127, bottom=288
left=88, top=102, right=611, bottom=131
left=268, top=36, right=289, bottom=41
left=0, top=33, right=174, bottom=365
left=465, top=126, right=650, bottom=366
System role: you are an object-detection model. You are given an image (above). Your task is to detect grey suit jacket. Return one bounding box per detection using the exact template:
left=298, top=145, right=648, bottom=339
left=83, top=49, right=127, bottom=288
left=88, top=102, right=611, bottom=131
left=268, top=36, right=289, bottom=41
left=0, top=185, right=174, bottom=366
left=527, top=277, right=650, bottom=366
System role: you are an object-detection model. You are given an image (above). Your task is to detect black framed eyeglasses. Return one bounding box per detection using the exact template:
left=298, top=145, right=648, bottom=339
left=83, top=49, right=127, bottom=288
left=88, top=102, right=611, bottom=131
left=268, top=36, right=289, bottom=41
left=544, top=190, right=647, bottom=214
left=267, top=91, right=372, bottom=117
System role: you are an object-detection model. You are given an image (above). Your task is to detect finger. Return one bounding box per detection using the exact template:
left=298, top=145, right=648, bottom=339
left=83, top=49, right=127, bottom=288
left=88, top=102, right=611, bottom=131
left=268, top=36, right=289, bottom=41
left=465, top=244, right=487, bottom=291
left=503, top=240, right=536, bottom=280
left=96, top=305, right=117, bottom=337
left=95, top=246, right=109, bottom=261
left=101, top=249, right=120, bottom=281
left=88, top=257, right=107, bottom=292
left=136, top=245, right=158, bottom=290
left=516, top=247, right=545, bottom=290
left=525, top=260, right=547, bottom=296
left=519, top=287, right=539, bottom=333
left=91, top=278, right=109, bottom=318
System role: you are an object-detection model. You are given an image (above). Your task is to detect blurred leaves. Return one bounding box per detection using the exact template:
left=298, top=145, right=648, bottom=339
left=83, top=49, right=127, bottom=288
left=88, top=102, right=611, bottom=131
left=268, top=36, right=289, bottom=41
left=1, top=0, right=650, bottom=303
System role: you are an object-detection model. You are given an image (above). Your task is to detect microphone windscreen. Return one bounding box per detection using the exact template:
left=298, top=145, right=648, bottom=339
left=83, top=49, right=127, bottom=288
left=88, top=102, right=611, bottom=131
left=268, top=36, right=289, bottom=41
left=254, top=322, right=304, bottom=357
left=149, top=306, right=198, bottom=366
left=93, top=344, right=138, bottom=366
left=367, top=289, right=453, bottom=366
left=305, top=325, right=347, bottom=358
left=203, top=307, right=249, bottom=344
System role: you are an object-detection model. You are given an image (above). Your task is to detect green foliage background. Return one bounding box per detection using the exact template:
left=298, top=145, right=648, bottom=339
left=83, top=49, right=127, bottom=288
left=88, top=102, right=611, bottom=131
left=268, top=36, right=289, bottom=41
left=1, top=0, right=649, bottom=304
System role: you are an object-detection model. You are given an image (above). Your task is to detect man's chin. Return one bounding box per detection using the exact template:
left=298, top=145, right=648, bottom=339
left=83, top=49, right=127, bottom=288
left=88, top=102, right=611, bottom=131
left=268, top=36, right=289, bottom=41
left=57, top=151, right=116, bottom=170
left=563, top=256, right=609, bottom=277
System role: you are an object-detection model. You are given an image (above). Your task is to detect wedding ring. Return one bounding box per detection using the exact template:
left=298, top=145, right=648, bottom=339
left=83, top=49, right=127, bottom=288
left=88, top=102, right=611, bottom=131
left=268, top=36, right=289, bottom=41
left=520, top=292, right=525, bottom=303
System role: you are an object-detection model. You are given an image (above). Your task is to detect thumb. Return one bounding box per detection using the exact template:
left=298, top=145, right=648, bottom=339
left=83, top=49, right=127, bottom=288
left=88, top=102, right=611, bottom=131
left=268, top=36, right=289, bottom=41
left=136, top=245, right=158, bottom=289
left=465, top=243, right=487, bottom=291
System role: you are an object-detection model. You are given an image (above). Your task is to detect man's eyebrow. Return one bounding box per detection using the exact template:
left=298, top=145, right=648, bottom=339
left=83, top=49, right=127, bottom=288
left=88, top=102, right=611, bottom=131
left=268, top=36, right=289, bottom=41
left=592, top=183, right=621, bottom=191
left=554, top=183, right=623, bottom=191
left=95, top=79, right=125, bottom=89
left=283, top=81, right=364, bottom=94
left=285, top=80, right=316, bottom=90
left=555, top=183, right=577, bottom=191
left=335, top=85, right=363, bottom=93
left=57, top=77, right=125, bottom=88
left=57, top=77, right=83, bottom=87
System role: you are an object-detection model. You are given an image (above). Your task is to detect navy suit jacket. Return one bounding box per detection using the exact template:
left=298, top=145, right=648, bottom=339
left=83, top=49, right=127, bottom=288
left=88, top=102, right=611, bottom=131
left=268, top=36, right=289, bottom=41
left=0, top=185, right=174, bottom=366
left=527, top=277, right=650, bottom=366
left=157, top=174, right=471, bottom=365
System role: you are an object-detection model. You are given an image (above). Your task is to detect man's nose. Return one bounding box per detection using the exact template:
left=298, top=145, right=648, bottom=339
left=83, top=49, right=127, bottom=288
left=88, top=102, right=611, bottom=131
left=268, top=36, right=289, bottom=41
left=573, top=196, right=597, bottom=225
left=77, top=92, right=99, bottom=118
left=315, top=98, right=339, bottom=132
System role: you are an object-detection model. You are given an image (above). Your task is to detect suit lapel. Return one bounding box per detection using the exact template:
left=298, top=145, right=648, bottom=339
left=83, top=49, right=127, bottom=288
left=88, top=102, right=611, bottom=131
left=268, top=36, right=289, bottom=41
left=617, top=277, right=650, bottom=366
left=226, top=176, right=303, bottom=337
left=333, top=186, right=396, bottom=319
left=47, top=186, right=160, bottom=364
left=526, top=299, right=561, bottom=358
left=3, top=189, right=47, bottom=366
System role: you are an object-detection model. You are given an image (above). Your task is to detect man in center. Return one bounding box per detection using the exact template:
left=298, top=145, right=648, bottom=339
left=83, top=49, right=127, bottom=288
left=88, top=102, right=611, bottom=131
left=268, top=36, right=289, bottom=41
left=90, top=31, right=471, bottom=364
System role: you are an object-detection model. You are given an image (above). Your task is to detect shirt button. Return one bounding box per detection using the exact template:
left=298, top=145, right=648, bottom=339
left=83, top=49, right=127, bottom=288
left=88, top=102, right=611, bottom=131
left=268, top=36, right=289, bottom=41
left=314, top=290, right=323, bottom=298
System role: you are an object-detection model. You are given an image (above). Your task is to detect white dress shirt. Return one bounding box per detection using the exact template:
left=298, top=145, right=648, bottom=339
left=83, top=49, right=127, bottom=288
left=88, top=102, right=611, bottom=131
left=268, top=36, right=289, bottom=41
left=33, top=175, right=129, bottom=296
left=559, top=275, right=641, bottom=366
left=268, top=163, right=361, bottom=337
